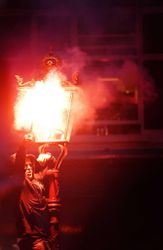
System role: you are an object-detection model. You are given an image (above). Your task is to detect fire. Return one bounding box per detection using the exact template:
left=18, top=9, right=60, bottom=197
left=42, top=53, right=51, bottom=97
left=14, top=71, right=74, bottom=142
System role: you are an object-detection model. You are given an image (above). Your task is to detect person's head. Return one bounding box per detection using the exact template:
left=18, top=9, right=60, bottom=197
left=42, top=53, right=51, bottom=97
left=24, top=154, right=36, bottom=180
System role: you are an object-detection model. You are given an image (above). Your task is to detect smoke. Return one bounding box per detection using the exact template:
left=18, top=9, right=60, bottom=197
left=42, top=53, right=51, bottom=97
left=61, top=47, right=90, bottom=79
left=61, top=52, right=158, bottom=134
left=57, top=47, right=115, bottom=133
left=119, top=60, right=158, bottom=103
left=64, top=47, right=89, bottom=70
left=70, top=76, right=116, bottom=134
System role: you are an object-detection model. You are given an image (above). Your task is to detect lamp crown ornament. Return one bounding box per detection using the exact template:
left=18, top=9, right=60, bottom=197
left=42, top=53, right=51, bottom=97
left=43, top=49, right=62, bottom=71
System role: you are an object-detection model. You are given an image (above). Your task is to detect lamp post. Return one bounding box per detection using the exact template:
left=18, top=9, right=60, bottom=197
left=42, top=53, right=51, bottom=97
left=46, top=142, right=68, bottom=250
left=14, top=51, right=79, bottom=249
left=38, top=142, right=67, bottom=250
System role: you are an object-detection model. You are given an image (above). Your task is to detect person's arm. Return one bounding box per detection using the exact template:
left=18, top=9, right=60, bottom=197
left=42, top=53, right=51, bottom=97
left=15, top=141, right=26, bottom=175
left=38, top=166, right=59, bottom=179
left=36, top=142, right=68, bottom=178
left=37, top=152, right=57, bottom=179
left=13, top=134, right=34, bottom=178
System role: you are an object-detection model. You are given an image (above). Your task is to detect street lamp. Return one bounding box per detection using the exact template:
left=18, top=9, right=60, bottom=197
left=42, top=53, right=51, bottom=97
left=14, top=51, right=79, bottom=249
left=15, top=52, right=78, bottom=144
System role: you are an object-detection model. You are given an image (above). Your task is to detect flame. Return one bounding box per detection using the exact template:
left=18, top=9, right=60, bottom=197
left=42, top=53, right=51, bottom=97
left=14, top=71, right=73, bottom=142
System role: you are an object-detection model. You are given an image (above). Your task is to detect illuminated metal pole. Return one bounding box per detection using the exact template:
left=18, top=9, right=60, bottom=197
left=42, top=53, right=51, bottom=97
left=47, top=143, right=68, bottom=250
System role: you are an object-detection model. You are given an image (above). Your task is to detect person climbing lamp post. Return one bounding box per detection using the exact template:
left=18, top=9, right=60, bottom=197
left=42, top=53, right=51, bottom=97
left=14, top=51, right=79, bottom=249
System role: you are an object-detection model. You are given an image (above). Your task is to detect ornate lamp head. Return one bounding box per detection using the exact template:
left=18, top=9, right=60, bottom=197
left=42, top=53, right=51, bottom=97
left=14, top=50, right=78, bottom=144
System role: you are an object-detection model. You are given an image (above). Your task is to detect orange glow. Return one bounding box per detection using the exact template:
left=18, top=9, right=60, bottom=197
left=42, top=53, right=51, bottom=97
left=14, top=71, right=74, bottom=142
